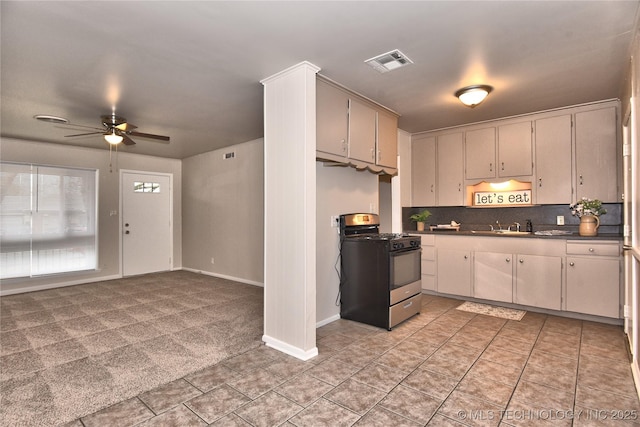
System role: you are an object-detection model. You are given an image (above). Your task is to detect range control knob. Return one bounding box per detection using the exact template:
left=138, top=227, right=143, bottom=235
left=393, top=242, right=404, bottom=250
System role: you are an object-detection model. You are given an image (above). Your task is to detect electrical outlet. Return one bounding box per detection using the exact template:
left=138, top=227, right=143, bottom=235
left=556, top=216, right=565, bottom=225
left=210, top=257, right=215, bottom=265
left=330, top=215, right=339, bottom=228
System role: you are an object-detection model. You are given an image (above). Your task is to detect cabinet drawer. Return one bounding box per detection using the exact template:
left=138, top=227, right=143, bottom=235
left=422, top=259, right=436, bottom=275
left=422, top=247, right=436, bottom=260
left=566, top=241, right=620, bottom=257
left=420, top=234, right=435, bottom=246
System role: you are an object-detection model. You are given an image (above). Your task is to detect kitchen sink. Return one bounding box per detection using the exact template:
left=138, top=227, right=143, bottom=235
left=470, top=230, right=532, bottom=235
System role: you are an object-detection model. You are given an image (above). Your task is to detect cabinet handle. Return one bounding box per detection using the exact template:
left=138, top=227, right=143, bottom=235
left=458, top=183, right=462, bottom=192
left=519, top=259, right=524, bottom=263
left=506, top=258, right=511, bottom=262
left=403, top=301, right=413, bottom=309
left=489, top=162, right=493, bottom=172
left=539, top=178, right=542, bottom=188
left=589, top=248, right=594, bottom=252
left=579, top=175, right=583, bottom=185
left=430, top=184, right=434, bottom=193
left=501, top=162, right=505, bottom=171
left=569, top=262, right=575, bottom=267
left=464, top=255, right=468, bottom=259
left=371, top=148, right=375, bottom=161
left=341, top=139, right=346, bottom=152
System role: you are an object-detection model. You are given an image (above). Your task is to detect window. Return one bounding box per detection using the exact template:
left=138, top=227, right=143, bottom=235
left=0, top=162, right=98, bottom=279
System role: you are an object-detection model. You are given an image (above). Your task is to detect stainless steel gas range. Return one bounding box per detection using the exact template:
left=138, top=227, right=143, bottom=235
left=339, top=213, right=422, bottom=330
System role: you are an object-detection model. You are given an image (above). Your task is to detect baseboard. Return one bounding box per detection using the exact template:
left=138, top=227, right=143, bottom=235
left=316, top=314, right=340, bottom=328
left=181, top=267, right=264, bottom=287
left=0, top=274, right=122, bottom=296
left=632, top=360, right=640, bottom=402
left=262, top=334, right=318, bottom=361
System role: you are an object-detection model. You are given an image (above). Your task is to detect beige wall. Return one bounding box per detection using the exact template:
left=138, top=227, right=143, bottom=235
left=316, top=162, right=379, bottom=325
left=0, top=138, right=182, bottom=294
left=181, top=138, right=264, bottom=285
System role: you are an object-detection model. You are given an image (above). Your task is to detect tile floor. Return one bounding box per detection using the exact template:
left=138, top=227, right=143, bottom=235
left=62, top=294, right=639, bottom=426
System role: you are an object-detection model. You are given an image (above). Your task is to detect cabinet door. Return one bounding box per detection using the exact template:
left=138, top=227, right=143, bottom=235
left=316, top=79, right=349, bottom=157
left=437, top=248, right=472, bottom=296
left=514, top=254, right=562, bottom=310
left=498, top=121, right=533, bottom=177
left=535, top=115, right=572, bottom=204
left=465, top=127, right=496, bottom=180
left=575, top=106, right=618, bottom=202
left=411, top=135, right=436, bottom=206
left=474, top=251, right=513, bottom=303
left=377, top=110, right=398, bottom=168
left=566, top=257, right=620, bottom=318
left=437, top=132, right=464, bottom=206
left=348, top=99, right=377, bottom=163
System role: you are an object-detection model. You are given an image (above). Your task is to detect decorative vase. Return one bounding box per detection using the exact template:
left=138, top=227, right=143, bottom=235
left=579, top=215, right=600, bottom=236
left=416, top=222, right=425, bottom=232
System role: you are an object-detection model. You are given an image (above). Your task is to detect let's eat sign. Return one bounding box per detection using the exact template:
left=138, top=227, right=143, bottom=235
left=474, top=190, right=532, bottom=206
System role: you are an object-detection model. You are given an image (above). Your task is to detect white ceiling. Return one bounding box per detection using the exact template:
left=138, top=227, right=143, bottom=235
left=2, top=1, right=639, bottom=159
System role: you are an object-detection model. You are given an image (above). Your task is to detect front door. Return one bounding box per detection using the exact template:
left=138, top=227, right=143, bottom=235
left=121, top=171, right=172, bottom=276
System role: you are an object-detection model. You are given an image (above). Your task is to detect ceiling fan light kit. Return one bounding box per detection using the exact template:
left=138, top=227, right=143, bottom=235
left=104, top=129, right=123, bottom=145
left=455, top=84, right=493, bottom=108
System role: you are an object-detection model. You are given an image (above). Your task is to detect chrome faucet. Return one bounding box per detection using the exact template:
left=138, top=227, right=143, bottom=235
left=508, top=222, right=521, bottom=232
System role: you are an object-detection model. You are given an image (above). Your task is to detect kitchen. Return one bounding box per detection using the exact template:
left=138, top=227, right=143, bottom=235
left=2, top=1, right=640, bottom=425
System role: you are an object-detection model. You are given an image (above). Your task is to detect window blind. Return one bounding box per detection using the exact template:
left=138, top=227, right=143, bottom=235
left=0, top=162, right=98, bottom=279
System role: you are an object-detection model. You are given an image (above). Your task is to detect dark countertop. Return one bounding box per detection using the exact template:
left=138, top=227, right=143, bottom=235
left=407, top=230, right=623, bottom=240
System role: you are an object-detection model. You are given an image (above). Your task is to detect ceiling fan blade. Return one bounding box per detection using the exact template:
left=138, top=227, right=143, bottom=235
left=121, top=134, right=136, bottom=146
left=65, top=131, right=103, bottom=137
left=127, top=131, right=170, bottom=142
left=56, top=123, right=104, bottom=131
left=115, top=122, right=137, bottom=131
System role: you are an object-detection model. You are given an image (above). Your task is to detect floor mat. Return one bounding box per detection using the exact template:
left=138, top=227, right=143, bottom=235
left=456, top=301, right=526, bottom=321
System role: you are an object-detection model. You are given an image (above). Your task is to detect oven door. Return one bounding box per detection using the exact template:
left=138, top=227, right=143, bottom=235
left=390, top=247, right=421, bottom=305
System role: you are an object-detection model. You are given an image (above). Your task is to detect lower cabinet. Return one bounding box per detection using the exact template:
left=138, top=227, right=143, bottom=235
left=431, top=235, right=621, bottom=318
left=474, top=251, right=513, bottom=303
left=514, top=254, right=563, bottom=310
left=437, top=248, right=472, bottom=296
left=566, top=240, right=621, bottom=318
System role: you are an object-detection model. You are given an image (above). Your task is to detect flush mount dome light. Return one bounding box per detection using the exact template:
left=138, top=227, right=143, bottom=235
left=455, top=85, right=493, bottom=108
left=33, top=114, right=69, bottom=124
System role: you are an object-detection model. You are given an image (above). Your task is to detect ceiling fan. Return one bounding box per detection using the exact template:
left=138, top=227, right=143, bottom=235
left=61, top=114, right=170, bottom=146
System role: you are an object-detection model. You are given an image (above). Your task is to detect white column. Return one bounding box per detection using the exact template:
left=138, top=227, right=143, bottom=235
left=260, top=62, right=320, bottom=360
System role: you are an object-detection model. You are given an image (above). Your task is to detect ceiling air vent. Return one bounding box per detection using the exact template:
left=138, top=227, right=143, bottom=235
left=364, top=49, right=413, bottom=73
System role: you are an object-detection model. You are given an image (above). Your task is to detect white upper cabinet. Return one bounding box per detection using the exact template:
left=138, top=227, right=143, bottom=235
left=437, top=132, right=464, bottom=206
left=575, top=106, right=618, bottom=202
left=498, top=121, right=533, bottom=177
left=316, top=78, right=349, bottom=157
left=348, top=99, right=377, bottom=163
left=411, top=135, right=436, bottom=206
left=465, top=127, right=496, bottom=180
left=534, top=114, right=572, bottom=204
left=464, top=121, right=533, bottom=180
left=316, top=77, right=399, bottom=172
left=377, top=110, right=398, bottom=168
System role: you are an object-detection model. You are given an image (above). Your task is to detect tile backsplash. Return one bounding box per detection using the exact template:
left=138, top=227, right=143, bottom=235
left=402, top=204, right=622, bottom=235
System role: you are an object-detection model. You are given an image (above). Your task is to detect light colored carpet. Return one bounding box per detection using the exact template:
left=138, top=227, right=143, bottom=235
left=0, top=271, right=263, bottom=426
left=456, top=301, right=526, bottom=321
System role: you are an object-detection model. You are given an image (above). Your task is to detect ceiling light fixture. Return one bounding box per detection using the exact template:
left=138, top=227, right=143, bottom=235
left=104, top=129, right=123, bottom=145
left=455, top=85, right=493, bottom=108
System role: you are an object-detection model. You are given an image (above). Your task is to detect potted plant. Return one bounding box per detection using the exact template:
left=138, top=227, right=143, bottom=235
left=410, top=209, right=432, bottom=231
left=570, top=198, right=606, bottom=236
